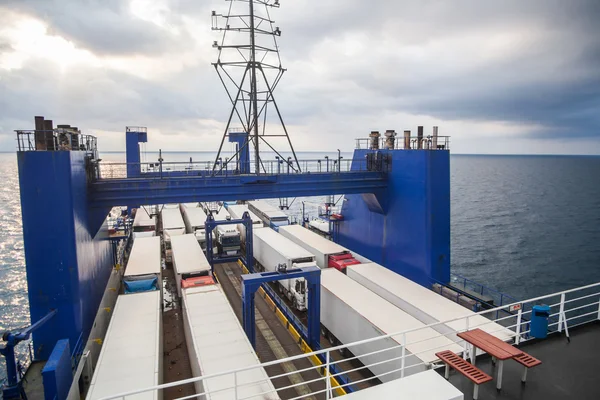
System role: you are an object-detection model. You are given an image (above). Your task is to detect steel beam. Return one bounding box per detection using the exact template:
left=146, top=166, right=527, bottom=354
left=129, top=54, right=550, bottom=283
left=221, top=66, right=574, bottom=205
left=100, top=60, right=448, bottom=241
left=89, top=172, right=388, bottom=208
left=241, top=266, right=321, bottom=349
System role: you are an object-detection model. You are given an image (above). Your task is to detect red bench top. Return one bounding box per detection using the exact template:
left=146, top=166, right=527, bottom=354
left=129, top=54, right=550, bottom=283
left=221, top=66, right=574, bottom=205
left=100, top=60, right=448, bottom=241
left=436, top=350, right=493, bottom=385
left=458, top=328, right=522, bottom=360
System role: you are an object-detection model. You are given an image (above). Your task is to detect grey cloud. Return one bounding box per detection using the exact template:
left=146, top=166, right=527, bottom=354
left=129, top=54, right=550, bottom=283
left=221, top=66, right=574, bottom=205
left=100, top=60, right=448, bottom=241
left=1, top=0, right=189, bottom=56
left=1, top=0, right=600, bottom=152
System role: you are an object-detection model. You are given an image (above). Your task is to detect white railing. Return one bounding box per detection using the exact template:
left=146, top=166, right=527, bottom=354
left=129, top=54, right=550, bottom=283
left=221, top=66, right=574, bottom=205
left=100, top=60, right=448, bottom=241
left=98, top=281, right=600, bottom=400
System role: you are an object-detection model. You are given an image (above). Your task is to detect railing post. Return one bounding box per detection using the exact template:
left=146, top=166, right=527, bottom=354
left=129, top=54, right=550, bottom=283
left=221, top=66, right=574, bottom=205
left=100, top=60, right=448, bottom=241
left=400, top=332, right=406, bottom=378
left=326, top=350, right=332, bottom=399
left=515, top=307, right=523, bottom=345
left=598, top=295, right=600, bottom=321
left=234, top=370, right=238, bottom=400
left=463, top=316, right=470, bottom=360
left=558, top=293, right=565, bottom=332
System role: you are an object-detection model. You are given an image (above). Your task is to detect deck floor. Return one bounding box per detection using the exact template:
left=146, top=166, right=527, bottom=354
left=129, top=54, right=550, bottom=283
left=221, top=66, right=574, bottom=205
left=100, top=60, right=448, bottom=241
left=445, top=321, right=600, bottom=399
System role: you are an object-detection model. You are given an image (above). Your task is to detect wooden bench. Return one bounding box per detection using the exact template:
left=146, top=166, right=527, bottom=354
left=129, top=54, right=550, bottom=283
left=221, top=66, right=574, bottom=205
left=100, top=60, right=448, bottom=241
left=513, top=352, right=542, bottom=383
left=436, top=350, right=492, bottom=400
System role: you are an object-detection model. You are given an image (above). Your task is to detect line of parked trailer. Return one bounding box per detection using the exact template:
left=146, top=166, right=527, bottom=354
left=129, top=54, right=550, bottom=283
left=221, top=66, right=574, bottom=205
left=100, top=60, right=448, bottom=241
left=89, top=200, right=514, bottom=399
left=88, top=203, right=279, bottom=400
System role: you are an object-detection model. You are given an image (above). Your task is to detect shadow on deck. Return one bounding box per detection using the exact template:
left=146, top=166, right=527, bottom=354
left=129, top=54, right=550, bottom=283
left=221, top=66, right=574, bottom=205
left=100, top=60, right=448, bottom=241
left=444, top=321, right=600, bottom=399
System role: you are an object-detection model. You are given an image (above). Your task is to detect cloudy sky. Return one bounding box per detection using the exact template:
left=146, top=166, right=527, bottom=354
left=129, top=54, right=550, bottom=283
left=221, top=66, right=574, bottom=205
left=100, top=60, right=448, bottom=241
left=1, top=0, right=599, bottom=154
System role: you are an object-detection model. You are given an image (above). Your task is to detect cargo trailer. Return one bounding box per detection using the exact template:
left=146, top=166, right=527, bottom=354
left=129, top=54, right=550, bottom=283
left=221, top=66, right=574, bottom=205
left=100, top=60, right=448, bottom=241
left=347, top=263, right=514, bottom=343
left=253, top=228, right=317, bottom=311
left=182, top=283, right=279, bottom=399
left=132, top=207, right=157, bottom=239
left=248, top=200, right=289, bottom=229
left=161, top=207, right=186, bottom=263
left=171, top=234, right=211, bottom=297
left=123, top=236, right=161, bottom=293
left=320, top=268, right=463, bottom=381
left=180, top=204, right=209, bottom=250
left=225, top=204, right=264, bottom=243
left=279, top=224, right=360, bottom=272
left=86, top=290, right=162, bottom=400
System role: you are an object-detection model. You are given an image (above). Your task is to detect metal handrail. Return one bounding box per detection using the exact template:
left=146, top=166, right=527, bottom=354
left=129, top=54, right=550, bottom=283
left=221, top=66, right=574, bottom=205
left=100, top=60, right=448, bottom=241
left=355, top=135, right=451, bottom=151
left=15, top=129, right=98, bottom=154
left=94, top=157, right=389, bottom=180
left=98, top=281, right=600, bottom=400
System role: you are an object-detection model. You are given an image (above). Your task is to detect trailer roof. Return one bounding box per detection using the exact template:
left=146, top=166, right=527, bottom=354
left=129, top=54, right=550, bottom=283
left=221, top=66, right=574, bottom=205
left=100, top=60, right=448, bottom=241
left=254, top=228, right=316, bottom=262
left=321, top=269, right=462, bottom=363
left=124, top=236, right=161, bottom=277
left=213, top=207, right=231, bottom=222
left=183, top=285, right=278, bottom=399
left=348, top=263, right=514, bottom=342
left=279, top=225, right=346, bottom=255
left=248, top=200, right=288, bottom=220
left=226, top=204, right=262, bottom=224
left=161, top=208, right=185, bottom=230
left=133, top=207, right=156, bottom=228
left=182, top=206, right=208, bottom=228
left=171, top=234, right=210, bottom=276
left=87, top=291, right=161, bottom=400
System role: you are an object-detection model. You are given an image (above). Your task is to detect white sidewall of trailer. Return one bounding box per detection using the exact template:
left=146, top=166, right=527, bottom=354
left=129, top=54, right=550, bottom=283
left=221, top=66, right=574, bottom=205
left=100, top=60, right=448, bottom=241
left=321, top=287, right=425, bottom=381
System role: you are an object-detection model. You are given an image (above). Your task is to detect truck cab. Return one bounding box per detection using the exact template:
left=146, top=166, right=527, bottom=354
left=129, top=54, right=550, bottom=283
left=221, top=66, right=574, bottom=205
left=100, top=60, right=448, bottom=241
left=328, top=252, right=361, bottom=273
left=215, top=225, right=241, bottom=256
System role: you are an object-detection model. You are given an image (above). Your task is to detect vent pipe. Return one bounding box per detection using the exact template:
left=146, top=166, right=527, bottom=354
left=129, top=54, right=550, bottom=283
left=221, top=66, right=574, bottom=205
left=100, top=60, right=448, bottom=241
left=384, top=130, right=396, bottom=150
left=404, top=130, right=411, bottom=149
left=369, top=131, right=380, bottom=150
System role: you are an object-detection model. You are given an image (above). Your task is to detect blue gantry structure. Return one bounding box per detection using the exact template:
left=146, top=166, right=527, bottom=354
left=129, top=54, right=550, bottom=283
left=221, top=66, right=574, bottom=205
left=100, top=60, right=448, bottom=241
left=11, top=121, right=450, bottom=398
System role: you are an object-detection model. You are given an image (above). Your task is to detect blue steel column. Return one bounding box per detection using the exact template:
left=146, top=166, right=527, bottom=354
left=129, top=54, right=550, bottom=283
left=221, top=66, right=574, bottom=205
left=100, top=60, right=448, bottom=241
left=125, top=129, right=147, bottom=178
left=242, top=282, right=257, bottom=348
left=205, top=214, right=215, bottom=273
left=337, top=148, right=451, bottom=286
left=242, top=211, right=254, bottom=272
left=307, top=272, right=321, bottom=349
left=17, top=151, right=112, bottom=360
left=229, top=131, right=250, bottom=174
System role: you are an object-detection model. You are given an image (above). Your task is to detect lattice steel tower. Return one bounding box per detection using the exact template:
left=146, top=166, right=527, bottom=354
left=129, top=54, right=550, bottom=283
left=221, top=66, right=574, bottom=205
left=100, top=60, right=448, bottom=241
left=211, top=0, right=300, bottom=175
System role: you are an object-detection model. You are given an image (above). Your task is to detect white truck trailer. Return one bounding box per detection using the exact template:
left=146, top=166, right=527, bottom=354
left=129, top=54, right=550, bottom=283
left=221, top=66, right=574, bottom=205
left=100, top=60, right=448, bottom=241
left=182, top=283, right=279, bottom=399
left=248, top=200, right=289, bottom=229
left=123, top=235, right=162, bottom=293
left=278, top=224, right=360, bottom=273
left=253, top=228, right=317, bottom=311
left=171, top=234, right=211, bottom=297
left=86, top=290, right=162, bottom=400
left=320, top=268, right=463, bottom=381
left=225, top=204, right=264, bottom=242
left=180, top=204, right=209, bottom=250
left=347, top=263, right=514, bottom=343
left=161, top=207, right=186, bottom=263
left=132, top=207, right=157, bottom=239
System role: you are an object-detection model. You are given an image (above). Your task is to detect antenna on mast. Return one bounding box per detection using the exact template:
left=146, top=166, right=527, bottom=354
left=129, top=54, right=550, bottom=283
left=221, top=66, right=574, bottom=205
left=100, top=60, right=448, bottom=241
left=211, top=0, right=300, bottom=175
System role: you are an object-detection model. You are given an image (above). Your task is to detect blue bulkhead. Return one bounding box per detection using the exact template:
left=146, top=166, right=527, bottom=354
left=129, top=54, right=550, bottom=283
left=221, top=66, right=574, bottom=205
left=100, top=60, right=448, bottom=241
left=337, top=149, right=451, bottom=287
left=17, top=151, right=113, bottom=360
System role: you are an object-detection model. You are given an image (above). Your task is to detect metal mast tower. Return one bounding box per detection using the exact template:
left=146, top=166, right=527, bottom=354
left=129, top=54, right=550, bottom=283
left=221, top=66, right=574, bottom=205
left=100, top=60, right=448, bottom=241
left=211, top=0, right=300, bottom=175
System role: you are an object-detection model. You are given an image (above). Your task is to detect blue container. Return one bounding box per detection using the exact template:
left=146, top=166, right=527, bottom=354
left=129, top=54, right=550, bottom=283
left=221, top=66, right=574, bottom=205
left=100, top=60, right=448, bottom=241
left=530, top=304, right=551, bottom=339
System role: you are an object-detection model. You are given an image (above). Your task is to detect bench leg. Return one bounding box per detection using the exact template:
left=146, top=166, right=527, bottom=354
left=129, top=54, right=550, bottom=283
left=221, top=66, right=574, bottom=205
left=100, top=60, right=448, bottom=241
left=522, top=366, right=528, bottom=383
left=492, top=356, right=496, bottom=365
left=496, top=360, right=504, bottom=391
left=473, top=384, right=479, bottom=400
left=471, top=345, right=477, bottom=367
left=445, top=364, right=450, bottom=380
